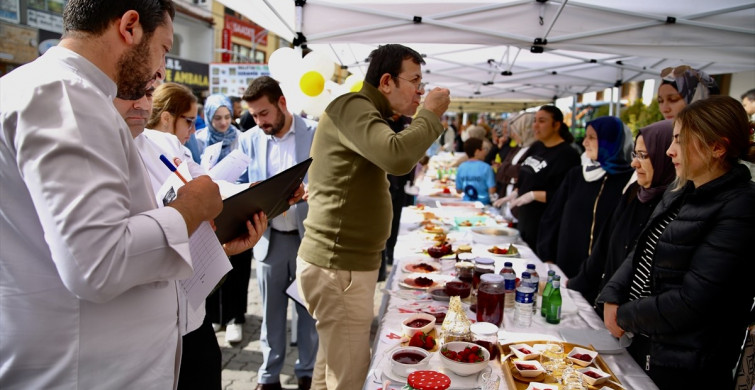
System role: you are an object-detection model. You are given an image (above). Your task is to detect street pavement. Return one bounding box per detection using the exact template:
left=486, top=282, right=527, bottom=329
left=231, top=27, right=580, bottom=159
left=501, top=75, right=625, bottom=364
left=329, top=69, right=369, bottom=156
left=215, top=263, right=390, bottom=389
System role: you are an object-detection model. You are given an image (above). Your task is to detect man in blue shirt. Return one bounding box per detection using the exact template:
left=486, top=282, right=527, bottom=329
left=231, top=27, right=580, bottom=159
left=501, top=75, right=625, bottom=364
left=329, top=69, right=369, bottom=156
left=456, top=137, right=496, bottom=204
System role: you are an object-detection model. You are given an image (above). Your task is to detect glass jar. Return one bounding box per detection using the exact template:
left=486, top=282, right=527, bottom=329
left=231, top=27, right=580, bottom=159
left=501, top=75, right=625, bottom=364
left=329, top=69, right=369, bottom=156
left=476, top=273, right=505, bottom=326
left=455, top=261, right=475, bottom=286
left=473, top=257, right=495, bottom=290
left=470, top=321, right=500, bottom=361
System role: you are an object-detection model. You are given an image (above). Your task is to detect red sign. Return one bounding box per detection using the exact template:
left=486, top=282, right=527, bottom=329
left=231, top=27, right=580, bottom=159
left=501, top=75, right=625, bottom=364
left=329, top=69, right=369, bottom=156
left=224, top=14, right=267, bottom=46
left=221, top=28, right=231, bottom=63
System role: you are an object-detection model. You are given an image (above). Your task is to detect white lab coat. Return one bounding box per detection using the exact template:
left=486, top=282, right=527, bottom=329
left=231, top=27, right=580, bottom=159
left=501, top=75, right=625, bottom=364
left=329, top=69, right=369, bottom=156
left=0, top=47, right=192, bottom=389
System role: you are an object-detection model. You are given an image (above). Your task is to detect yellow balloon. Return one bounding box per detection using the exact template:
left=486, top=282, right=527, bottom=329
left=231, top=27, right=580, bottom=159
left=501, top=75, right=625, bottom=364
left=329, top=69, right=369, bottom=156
left=300, top=71, right=325, bottom=97
left=349, top=80, right=363, bottom=93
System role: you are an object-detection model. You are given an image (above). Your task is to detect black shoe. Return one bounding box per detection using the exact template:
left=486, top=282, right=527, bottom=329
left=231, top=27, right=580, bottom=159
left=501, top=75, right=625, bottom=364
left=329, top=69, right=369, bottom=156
left=298, top=376, right=312, bottom=390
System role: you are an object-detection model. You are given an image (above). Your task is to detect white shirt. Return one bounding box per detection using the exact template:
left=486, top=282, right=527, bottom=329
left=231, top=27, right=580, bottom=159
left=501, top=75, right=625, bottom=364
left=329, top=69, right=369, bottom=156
left=0, top=47, right=192, bottom=390
left=267, top=128, right=298, bottom=232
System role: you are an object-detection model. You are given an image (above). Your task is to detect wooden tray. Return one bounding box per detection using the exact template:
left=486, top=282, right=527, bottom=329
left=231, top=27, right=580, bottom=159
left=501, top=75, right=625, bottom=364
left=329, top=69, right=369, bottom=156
left=499, top=341, right=624, bottom=390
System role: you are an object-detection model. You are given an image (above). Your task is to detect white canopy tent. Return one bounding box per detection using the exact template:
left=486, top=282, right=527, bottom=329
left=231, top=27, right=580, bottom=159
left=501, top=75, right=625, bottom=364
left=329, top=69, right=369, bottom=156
left=217, top=0, right=755, bottom=111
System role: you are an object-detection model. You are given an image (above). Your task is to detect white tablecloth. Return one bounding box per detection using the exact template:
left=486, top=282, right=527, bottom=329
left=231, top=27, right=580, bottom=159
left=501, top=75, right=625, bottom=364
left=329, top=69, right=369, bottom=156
left=363, top=203, right=658, bottom=390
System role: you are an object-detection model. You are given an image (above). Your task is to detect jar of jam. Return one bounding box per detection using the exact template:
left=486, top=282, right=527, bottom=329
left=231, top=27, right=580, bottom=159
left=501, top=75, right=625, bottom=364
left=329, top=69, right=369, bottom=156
left=476, top=273, right=505, bottom=326
left=454, top=261, right=474, bottom=286
left=473, top=257, right=495, bottom=290
left=470, top=321, right=500, bottom=361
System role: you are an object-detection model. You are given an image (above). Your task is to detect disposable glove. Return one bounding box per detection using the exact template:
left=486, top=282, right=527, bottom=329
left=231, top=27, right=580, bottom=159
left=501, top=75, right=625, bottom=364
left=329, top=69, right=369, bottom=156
left=493, top=190, right=517, bottom=208
left=510, top=191, right=535, bottom=207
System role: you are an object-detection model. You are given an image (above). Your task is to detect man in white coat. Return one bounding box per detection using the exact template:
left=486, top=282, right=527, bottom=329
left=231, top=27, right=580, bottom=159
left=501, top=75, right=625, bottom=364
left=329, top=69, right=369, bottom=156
left=0, top=1, right=223, bottom=388
left=239, top=76, right=318, bottom=390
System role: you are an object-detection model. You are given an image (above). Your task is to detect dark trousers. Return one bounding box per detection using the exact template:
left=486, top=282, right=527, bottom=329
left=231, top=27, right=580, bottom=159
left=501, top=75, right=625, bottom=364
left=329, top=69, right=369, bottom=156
left=206, top=248, right=252, bottom=325
left=177, top=318, right=222, bottom=390
left=380, top=189, right=407, bottom=280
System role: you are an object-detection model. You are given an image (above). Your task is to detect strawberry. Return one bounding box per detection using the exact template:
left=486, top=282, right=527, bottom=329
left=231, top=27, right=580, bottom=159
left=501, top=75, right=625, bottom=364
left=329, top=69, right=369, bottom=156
left=408, top=333, right=424, bottom=348
left=423, top=335, right=435, bottom=350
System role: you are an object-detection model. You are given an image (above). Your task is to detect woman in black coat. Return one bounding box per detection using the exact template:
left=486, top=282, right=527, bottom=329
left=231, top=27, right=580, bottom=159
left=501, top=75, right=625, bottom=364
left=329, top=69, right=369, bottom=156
left=567, top=119, right=675, bottom=312
left=599, top=96, right=755, bottom=390
left=536, top=116, right=634, bottom=277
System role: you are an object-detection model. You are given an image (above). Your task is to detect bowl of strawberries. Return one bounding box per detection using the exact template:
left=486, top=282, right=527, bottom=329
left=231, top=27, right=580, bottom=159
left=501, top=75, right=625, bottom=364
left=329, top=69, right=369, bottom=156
left=439, top=341, right=490, bottom=376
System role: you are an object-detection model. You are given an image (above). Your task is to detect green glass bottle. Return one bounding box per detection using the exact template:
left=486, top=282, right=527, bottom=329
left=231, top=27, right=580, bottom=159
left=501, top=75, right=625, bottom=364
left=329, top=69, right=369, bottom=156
left=545, top=276, right=562, bottom=324
left=540, top=270, right=556, bottom=317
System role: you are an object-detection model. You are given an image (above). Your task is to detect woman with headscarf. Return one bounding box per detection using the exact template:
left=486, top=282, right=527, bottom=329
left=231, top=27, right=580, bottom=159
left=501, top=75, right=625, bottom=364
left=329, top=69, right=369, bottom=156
left=657, top=65, right=719, bottom=121
left=493, top=112, right=535, bottom=199
left=195, top=93, right=239, bottom=167
left=567, top=120, right=675, bottom=313
left=537, top=116, right=634, bottom=277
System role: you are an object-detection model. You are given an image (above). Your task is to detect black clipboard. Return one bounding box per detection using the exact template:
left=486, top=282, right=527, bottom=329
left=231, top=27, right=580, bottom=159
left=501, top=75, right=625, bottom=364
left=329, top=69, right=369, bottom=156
left=214, top=157, right=313, bottom=243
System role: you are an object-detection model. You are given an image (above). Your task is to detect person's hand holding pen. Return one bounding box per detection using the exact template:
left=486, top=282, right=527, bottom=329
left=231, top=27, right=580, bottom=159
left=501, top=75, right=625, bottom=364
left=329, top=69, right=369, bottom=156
left=159, top=155, right=222, bottom=235
left=222, top=212, right=268, bottom=256
left=169, top=175, right=223, bottom=235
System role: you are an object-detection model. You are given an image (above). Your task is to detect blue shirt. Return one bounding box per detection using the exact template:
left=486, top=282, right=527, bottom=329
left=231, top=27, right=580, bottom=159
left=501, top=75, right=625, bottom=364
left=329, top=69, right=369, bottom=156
left=456, top=159, right=495, bottom=204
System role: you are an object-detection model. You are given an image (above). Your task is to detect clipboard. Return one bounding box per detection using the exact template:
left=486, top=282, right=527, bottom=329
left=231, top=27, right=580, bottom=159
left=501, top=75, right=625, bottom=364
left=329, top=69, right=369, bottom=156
left=214, top=157, right=313, bottom=243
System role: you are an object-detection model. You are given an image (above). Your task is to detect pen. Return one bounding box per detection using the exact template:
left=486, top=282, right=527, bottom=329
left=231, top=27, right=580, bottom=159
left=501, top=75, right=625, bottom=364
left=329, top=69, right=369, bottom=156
left=159, top=154, right=188, bottom=184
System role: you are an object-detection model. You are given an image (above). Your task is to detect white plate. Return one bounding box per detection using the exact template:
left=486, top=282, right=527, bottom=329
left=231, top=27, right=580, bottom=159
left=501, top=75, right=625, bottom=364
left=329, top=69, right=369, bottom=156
left=399, top=273, right=454, bottom=290
left=374, top=349, right=492, bottom=387
left=485, top=245, right=522, bottom=257
left=402, top=261, right=441, bottom=274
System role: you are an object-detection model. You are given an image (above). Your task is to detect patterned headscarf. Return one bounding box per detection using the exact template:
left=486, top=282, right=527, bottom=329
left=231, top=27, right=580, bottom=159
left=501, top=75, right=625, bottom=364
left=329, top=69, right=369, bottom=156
left=508, top=112, right=536, bottom=147
left=636, top=120, right=675, bottom=203
left=661, top=66, right=719, bottom=105
left=204, top=94, right=237, bottom=162
left=586, top=116, right=633, bottom=175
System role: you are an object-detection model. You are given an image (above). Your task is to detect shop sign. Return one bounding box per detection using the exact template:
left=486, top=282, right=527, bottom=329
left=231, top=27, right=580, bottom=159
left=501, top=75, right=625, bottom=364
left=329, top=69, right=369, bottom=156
left=221, top=28, right=231, bottom=63
left=224, top=14, right=266, bottom=45
left=27, top=9, right=63, bottom=33
left=209, top=63, right=270, bottom=97
left=0, top=0, right=20, bottom=24
left=165, top=56, right=209, bottom=90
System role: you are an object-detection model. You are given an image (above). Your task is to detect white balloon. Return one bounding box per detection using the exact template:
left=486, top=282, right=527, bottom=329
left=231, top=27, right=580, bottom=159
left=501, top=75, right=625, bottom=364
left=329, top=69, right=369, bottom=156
left=302, top=90, right=333, bottom=118
left=268, top=47, right=300, bottom=84
left=303, top=50, right=335, bottom=81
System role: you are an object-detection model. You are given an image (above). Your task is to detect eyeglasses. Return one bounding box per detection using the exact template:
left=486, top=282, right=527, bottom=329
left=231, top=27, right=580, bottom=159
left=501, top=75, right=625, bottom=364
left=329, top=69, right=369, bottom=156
left=631, top=150, right=649, bottom=160
left=180, top=115, right=196, bottom=128
left=395, top=75, right=427, bottom=92
left=660, top=65, right=691, bottom=80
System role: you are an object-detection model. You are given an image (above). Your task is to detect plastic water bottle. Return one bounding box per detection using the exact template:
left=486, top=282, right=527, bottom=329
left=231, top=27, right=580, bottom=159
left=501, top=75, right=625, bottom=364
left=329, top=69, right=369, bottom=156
left=499, top=261, right=517, bottom=311
left=526, top=264, right=540, bottom=315
left=540, top=270, right=556, bottom=317
left=514, top=271, right=535, bottom=327
left=545, top=276, right=563, bottom=324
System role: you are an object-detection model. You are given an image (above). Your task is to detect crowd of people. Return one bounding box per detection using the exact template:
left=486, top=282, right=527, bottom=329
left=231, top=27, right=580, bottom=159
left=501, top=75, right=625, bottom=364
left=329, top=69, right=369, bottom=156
left=0, top=1, right=753, bottom=390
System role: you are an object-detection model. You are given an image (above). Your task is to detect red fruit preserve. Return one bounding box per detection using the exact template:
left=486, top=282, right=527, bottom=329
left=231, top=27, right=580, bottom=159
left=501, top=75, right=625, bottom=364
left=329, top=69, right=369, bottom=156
left=392, top=351, right=426, bottom=364
left=476, top=274, right=505, bottom=326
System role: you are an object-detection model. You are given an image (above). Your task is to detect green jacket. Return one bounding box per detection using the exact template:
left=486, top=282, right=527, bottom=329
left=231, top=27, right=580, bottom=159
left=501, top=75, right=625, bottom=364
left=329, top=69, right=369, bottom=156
left=299, top=83, right=443, bottom=271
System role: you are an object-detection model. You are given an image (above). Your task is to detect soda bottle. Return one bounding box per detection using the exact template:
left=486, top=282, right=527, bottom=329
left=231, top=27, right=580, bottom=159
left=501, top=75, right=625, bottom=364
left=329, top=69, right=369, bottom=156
left=514, top=271, right=535, bottom=327
left=526, top=264, right=539, bottom=315
left=499, top=261, right=517, bottom=310
left=545, top=276, right=562, bottom=324
left=540, top=270, right=556, bottom=317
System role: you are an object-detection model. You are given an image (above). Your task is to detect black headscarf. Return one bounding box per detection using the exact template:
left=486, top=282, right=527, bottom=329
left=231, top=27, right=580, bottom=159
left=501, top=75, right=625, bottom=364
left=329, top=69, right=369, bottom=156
left=636, top=119, right=675, bottom=203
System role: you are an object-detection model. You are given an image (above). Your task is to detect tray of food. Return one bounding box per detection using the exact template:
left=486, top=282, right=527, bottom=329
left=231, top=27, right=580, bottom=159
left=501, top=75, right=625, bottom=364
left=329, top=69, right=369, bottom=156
left=499, top=341, right=623, bottom=390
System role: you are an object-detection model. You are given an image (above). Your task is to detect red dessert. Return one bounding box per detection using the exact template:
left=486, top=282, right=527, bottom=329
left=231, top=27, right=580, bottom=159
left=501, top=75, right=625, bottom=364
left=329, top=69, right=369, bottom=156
left=516, top=363, right=538, bottom=371
left=584, top=370, right=602, bottom=379
left=405, top=318, right=432, bottom=328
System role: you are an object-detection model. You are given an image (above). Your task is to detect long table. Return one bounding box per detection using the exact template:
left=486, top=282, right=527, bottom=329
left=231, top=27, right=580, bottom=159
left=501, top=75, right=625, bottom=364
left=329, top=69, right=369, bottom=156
left=363, top=200, right=658, bottom=390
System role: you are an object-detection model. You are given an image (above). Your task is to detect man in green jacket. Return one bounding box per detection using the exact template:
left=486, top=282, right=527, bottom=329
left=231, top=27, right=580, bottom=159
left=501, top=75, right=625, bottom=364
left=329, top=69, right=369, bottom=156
left=296, top=44, right=450, bottom=389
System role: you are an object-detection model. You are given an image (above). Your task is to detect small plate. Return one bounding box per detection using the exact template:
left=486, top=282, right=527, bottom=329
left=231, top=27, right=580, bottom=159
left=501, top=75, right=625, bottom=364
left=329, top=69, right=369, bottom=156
left=525, top=382, right=558, bottom=390
left=428, top=287, right=450, bottom=301
left=403, top=261, right=441, bottom=274
left=399, top=273, right=454, bottom=290
left=486, top=244, right=521, bottom=257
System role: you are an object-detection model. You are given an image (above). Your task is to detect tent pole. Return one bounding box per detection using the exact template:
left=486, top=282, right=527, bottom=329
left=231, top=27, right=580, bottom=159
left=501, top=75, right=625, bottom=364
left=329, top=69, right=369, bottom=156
left=571, top=96, right=577, bottom=132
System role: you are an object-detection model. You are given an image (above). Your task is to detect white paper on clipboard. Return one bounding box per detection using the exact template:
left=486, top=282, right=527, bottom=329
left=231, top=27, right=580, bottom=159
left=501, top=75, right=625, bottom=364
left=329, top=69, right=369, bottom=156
left=285, top=279, right=306, bottom=308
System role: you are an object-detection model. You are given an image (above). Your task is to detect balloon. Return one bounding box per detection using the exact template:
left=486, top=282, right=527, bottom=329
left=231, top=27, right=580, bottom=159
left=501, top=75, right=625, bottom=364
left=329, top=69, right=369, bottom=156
left=302, top=50, right=335, bottom=81
left=300, top=71, right=325, bottom=97
left=344, top=74, right=364, bottom=93
left=268, top=47, right=299, bottom=84
left=350, top=80, right=364, bottom=93
left=302, top=90, right=332, bottom=118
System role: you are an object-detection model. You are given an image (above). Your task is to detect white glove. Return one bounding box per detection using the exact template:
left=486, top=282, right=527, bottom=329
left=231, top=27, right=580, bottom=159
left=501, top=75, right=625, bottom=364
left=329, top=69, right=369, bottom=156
left=510, top=191, right=535, bottom=208
left=493, top=190, right=517, bottom=208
